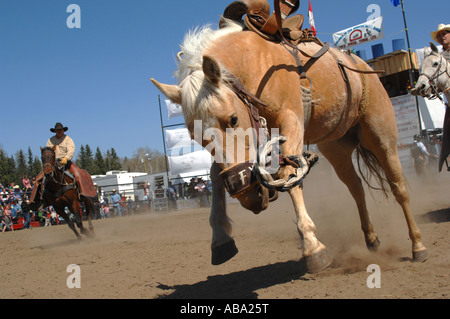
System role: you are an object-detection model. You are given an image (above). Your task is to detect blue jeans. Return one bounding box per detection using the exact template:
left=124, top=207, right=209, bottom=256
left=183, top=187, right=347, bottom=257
left=23, top=213, right=31, bottom=229
left=113, top=205, right=122, bottom=216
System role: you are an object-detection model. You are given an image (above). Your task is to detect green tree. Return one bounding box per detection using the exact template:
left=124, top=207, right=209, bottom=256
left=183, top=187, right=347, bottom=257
left=109, top=148, right=122, bottom=171
left=31, top=156, right=42, bottom=178
left=84, top=144, right=94, bottom=173
left=16, top=150, right=27, bottom=182
left=27, top=147, right=34, bottom=175
left=76, top=145, right=87, bottom=169
left=0, top=150, right=12, bottom=185
left=92, top=147, right=106, bottom=175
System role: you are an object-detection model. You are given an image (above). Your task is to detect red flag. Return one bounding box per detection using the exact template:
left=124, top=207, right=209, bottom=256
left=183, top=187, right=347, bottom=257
left=308, top=0, right=317, bottom=36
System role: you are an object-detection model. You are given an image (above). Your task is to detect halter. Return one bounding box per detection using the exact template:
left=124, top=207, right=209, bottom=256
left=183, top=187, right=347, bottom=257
left=420, top=54, right=450, bottom=101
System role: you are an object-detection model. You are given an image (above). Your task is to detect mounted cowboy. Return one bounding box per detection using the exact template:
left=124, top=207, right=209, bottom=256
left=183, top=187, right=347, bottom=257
left=431, top=23, right=450, bottom=62
left=30, top=122, right=98, bottom=208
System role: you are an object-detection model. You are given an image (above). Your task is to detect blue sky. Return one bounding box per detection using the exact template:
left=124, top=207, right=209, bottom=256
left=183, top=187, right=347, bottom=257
left=1, top=0, right=448, bottom=160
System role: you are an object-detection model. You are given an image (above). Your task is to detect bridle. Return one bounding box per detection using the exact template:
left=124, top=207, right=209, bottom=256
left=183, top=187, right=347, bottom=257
left=219, top=73, right=318, bottom=198
left=218, top=75, right=269, bottom=198
left=41, top=149, right=57, bottom=181
left=420, top=54, right=450, bottom=100
left=41, top=149, right=75, bottom=197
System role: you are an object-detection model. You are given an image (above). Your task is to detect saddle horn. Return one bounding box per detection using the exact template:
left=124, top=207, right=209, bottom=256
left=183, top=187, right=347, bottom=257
left=222, top=1, right=248, bottom=23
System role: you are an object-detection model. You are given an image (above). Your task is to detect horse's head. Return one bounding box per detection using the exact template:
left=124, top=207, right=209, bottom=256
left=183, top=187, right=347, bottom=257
left=152, top=55, right=271, bottom=214
left=412, top=42, right=450, bottom=97
left=41, top=146, right=57, bottom=177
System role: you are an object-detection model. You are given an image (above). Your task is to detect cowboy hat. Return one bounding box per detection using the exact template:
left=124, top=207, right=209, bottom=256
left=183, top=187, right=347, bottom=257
left=431, top=23, right=450, bottom=43
left=50, top=122, right=68, bottom=133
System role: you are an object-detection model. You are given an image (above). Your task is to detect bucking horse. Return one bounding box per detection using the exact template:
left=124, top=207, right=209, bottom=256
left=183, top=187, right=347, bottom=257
left=152, top=0, right=428, bottom=273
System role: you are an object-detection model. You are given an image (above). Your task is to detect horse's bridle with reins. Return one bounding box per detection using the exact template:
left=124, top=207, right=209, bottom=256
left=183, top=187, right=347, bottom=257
left=41, top=149, right=76, bottom=198
left=219, top=73, right=318, bottom=197
left=218, top=74, right=269, bottom=198
left=420, top=54, right=450, bottom=100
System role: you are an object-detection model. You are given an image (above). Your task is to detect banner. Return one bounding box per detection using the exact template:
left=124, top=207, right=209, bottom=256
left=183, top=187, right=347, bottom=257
left=391, top=95, right=420, bottom=146
left=165, top=99, right=183, bottom=119
left=166, top=128, right=203, bottom=156
left=165, top=128, right=191, bottom=150
left=168, top=150, right=212, bottom=176
left=332, top=16, right=384, bottom=49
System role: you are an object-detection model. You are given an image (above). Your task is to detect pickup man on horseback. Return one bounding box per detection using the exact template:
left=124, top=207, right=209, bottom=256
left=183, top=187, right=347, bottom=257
left=30, top=122, right=98, bottom=208
left=431, top=23, right=450, bottom=61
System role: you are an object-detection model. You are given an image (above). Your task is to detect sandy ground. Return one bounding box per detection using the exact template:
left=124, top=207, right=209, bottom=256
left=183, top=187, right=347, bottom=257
left=1, top=160, right=449, bottom=299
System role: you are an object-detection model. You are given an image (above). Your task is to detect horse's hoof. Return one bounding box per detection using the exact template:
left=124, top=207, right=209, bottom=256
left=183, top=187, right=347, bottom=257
left=412, top=249, right=429, bottom=263
left=211, top=240, right=238, bottom=265
left=304, top=248, right=333, bottom=274
left=366, top=236, right=381, bottom=252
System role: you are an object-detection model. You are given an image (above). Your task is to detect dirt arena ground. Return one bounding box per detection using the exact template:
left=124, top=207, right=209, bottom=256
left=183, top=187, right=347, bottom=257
left=1, top=160, right=449, bottom=299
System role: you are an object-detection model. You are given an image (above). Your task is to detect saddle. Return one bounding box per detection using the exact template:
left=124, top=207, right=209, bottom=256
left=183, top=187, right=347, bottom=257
left=221, top=0, right=316, bottom=45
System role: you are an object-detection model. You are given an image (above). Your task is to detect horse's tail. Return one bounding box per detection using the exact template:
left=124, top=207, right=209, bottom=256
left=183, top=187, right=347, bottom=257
left=355, top=145, right=390, bottom=198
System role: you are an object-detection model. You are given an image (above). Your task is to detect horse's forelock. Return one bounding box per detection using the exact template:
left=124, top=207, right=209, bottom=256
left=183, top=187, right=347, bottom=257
left=176, top=21, right=243, bottom=128
left=42, top=147, right=54, bottom=153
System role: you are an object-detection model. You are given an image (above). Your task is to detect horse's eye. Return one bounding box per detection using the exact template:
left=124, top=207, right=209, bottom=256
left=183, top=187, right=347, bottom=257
left=230, top=116, right=239, bottom=127
left=433, top=62, right=439, bottom=67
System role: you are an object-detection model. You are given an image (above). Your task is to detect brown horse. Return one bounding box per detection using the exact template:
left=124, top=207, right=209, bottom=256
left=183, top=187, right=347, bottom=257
left=31, top=147, right=95, bottom=239
left=152, top=19, right=428, bottom=273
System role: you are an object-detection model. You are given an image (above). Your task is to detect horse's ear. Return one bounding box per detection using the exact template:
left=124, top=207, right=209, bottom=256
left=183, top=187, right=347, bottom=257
left=151, top=78, right=182, bottom=105
left=40, top=147, right=43, bottom=152
left=52, top=145, right=57, bottom=151
left=202, top=55, right=222, bottom=86
left=430, top=42, right=439, bottom=54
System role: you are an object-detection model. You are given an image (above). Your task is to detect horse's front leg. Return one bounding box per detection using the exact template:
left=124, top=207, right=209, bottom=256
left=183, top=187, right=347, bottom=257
left=210, top=162, right=238, bottom=265
left=56, top=206, right=82, bottom=240
left=288, top=186, right=333, bottom=273
left=68, top=197, right=90, bottom=237
left=277, top=115, right=332, bottom=273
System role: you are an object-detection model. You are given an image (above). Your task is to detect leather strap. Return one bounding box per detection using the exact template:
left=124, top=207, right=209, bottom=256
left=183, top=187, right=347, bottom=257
left=261, top=0, right=299, bottom=35
left=228, top=75, right=267, bottom=144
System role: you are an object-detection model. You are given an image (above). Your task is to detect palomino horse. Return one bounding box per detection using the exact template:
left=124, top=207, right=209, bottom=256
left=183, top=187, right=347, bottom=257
left=411, top=43, right=450, bottom=171
left=152, top=19, right=428, bottom=273
left=31, top=147, right=95, bottom=239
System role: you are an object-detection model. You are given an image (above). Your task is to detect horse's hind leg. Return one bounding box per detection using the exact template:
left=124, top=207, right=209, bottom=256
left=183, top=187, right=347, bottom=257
left=84, top=199, right=95, bottom=236
left=69, top=201, right=90, bottom=237
left=358, top=108, right=428, bottom=262
left=318, top=136, right=380, bottom=250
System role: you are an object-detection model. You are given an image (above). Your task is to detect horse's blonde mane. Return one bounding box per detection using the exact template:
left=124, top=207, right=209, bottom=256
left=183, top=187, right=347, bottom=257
left=175, top=20, right=244, bottom=126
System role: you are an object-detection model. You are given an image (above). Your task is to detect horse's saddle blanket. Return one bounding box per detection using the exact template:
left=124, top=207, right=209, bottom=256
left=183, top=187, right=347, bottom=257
left=76, top=169, right=98, bottom=199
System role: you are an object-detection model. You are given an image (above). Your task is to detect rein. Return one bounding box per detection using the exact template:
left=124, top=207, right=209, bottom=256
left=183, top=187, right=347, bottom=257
left=220, top=73, right=319, bottom=196
left=420, top=55, right=450, bottom=102
left=41, top=150, right=76, bottom=199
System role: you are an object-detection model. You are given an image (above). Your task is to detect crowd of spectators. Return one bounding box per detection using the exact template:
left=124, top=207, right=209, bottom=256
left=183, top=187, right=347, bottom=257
left=1, top=174, right=214, bottom=232
left=0, top=175, right=51, bottom=232
left=165, top=177, right=212, bottom=210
